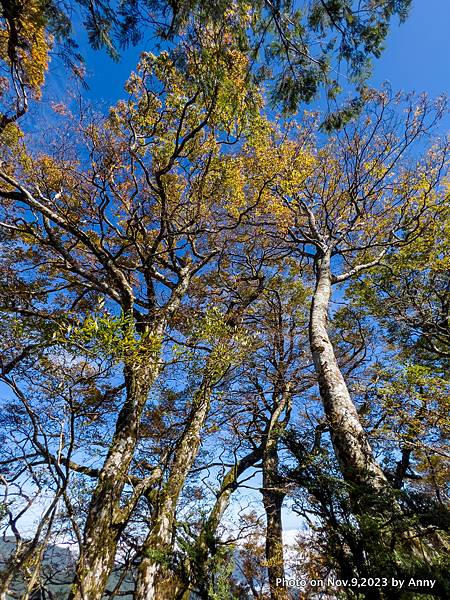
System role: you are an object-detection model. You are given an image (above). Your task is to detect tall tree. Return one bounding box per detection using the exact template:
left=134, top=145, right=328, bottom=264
left=134, top=274, right=265, bottom=599
left=0, top=33, right=264, bottom=599
left=259, top=88, right=448, bottom=502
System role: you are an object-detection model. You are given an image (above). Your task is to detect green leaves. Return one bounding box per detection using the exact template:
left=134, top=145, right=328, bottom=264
left=57, top=311, right=161, bottom=366
left=0, top=0, right=414, bottom=128
left=191, top=307, right=256, bottom=380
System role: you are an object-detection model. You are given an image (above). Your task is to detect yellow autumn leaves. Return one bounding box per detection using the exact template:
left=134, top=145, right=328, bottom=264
left=0, top=0, right=51, bottom=98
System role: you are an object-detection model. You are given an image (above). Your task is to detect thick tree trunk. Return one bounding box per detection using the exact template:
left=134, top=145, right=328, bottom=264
left=309, top=251, right=388, bottom=494
left=134, top=498, right=186, bottom=600
left=68, top=363, right=159, bottom=600
left=307, top=252, right=445, bottom=581
left=262, top=443, right=288, bottom=600
left=134, top=383, right=212, bottom=600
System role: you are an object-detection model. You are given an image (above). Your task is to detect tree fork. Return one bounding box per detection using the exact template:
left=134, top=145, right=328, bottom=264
left=308, top=250, right=442, bottom=568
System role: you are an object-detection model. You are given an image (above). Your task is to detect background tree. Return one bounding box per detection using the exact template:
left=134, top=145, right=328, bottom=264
left=242, top=89, right=450, bottom=588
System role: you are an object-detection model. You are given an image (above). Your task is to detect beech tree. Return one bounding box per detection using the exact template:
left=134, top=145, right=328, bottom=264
left=0, top=31, right=271, bottom=599
left=0, top=8, right=449, bottom=596
left=0, top=0, right=50, bottom=132
left=248, top=89, right=450, bottom=592
left=133, top=274, right=266, bottom=598
left=235, top=276, right=312, bottom=600
left=348, top=215, right=450, bottom=505
left=350, top=195, right=450, bottom=369
left=253, top=88, right=448, bottom=500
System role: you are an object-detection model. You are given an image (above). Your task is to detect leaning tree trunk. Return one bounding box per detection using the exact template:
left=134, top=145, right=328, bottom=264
left=134, top=287, right=266, bottom=599
left=0, top=541, right=35, bottom=599
left=0, top=570, right=14, bottom=600
left=68, top=362, right=160, bottom=600
left=191, top=448, right=263, bottom=599
left=309, top=251, right=388, bottom=496
left=307, top=251, right=442, bottom=570
left=0, top=503, right=59, bottom=599
left=134, top=381, right=213, bottom=600
left=134, top=296, right=263, bottom=600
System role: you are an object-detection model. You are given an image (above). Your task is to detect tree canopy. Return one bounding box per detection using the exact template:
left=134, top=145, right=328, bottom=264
left=1, top=0, right=412, bottom=128
left=0, top=2, right=449, bottom=600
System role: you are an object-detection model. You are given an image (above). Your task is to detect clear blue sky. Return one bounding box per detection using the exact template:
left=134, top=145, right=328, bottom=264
left=72, top=0, right=449, bottom=111
left=371, top=0, right=449, bottom=96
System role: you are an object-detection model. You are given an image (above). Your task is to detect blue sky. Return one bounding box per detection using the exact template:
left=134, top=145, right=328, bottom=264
left=371, top=0, right=449, bottom=97
left=72, top=0, right=449, bottom=113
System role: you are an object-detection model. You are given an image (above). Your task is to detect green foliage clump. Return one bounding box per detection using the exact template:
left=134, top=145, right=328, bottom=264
left=56, top=310, right=161, bottom=366
left=192, top=307, right=255, bottom=379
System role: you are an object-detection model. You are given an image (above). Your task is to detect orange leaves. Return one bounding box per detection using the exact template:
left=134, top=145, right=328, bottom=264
left=32, top=154, right=78, bottom=194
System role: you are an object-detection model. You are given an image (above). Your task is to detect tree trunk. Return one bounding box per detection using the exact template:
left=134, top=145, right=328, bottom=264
left=68, top=362, right=159, bottom=600
left=262, top=442, right=288, bottom=600
left=309, top=251, right=388, bottom=495
left=307, top=252, right=446, bottom=581
left=0, top=571, right=14, bottom=600
left=134, top=286, right=264, bottom=598
left=191, top=448, right=262, bottom=599
left=134, top=382, right=212, bottom=600
left=0, top=540, right=43, bottom=600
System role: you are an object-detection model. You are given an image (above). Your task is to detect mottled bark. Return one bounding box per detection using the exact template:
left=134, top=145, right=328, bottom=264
left=134, top=382, right=212, bottom=600
left=0, top=543, right=45, bottom=600
left=0, top=501, right=59, bottom=599
left=305, top=251, right=445, bottom=576
left=0, top=571, right=14, bottom=600
left=309, top=251, right=388, bottom=494
left=191, top=448, right=262, bottom=599
left=68, top=362, right=160, bottom=600
left=135, top=285, right=265, bottom=598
